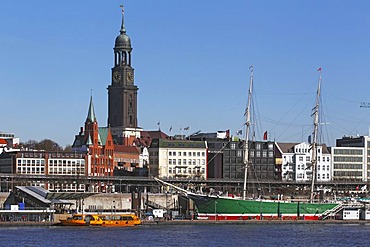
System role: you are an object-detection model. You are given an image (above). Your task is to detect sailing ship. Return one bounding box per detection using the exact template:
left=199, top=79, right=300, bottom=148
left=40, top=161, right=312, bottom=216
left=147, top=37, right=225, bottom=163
left=156, top=67, right=341, bottom=220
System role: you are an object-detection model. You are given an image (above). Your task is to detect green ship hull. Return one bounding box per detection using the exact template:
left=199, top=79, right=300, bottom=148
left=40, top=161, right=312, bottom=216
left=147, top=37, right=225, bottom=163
left=188, top=194, right=340, bottom=220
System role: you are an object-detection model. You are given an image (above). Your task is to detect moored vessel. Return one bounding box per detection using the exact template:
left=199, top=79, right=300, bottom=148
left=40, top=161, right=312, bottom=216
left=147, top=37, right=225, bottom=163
left=59, top=214, right=103, bottom=226
left=99, top=214, right=141, bottom=226
left=156, top=67, right=341, bottom=221
left=59, top=213, right=141, bottom=226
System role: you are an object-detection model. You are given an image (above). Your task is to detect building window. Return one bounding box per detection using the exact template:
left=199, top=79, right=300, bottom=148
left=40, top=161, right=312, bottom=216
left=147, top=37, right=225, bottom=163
left=268, top=143, right=273, bottom=150
left=231, top=143, right=236, bottom=149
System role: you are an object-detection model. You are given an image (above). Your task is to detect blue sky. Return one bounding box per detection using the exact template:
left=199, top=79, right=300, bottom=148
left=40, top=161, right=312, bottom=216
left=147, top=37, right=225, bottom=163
left=2, top=1, right=370, bottom=147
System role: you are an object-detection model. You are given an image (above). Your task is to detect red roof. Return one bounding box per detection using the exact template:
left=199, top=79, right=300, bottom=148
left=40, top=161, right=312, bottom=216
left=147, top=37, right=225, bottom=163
left=141, top=130, right=169, bottom=140
left=114, top=145, right=140, bottom=154
left=139, top=130, right=169, bottom=147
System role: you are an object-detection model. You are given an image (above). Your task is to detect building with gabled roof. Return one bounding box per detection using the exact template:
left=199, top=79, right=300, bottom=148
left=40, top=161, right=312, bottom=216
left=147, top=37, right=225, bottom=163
left=275, top=142, right=331, bottom=182
left=113, top=145, right=147, bottom=177
left=72, top=95, right=115, bottom=179
left=137, top=130, right=169, bottom=147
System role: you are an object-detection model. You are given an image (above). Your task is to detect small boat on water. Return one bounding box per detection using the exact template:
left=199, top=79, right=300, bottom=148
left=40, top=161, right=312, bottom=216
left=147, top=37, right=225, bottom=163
left=59, top=214, right=103, bottom=226
left=99, top=214, right=141, bottom=226
left=59, top=213, right=141, bottom=226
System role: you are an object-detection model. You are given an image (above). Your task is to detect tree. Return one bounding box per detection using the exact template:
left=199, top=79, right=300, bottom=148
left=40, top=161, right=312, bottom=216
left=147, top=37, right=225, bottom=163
left=20, top=139, right=63, bottom=152
left=64, top=145, right=73, bottom=152
left=36, top=139, right=63, bottom=151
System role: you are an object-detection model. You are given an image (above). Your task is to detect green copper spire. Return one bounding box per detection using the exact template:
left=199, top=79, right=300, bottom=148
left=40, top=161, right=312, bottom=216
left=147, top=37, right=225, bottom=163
left=87, top=93, right=96, bottom=122
left=86, top=134, right=93, bottom=145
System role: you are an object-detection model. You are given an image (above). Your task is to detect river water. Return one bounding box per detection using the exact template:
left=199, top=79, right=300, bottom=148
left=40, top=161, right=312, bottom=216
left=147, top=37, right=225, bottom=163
left=1, top=223, right=370, bottom=247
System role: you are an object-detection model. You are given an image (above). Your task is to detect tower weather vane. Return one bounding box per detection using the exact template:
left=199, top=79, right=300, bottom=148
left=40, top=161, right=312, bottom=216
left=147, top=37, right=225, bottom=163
left=120, top=4, right=124, bottom=14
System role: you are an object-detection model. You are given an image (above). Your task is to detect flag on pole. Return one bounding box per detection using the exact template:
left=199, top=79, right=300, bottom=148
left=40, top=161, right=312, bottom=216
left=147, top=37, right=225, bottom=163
left=317, top=67, right=322, bottom=71
left=236, top=129, right=242, bottom=135
left=184, top=126, right=189, bottom=130
left=308, top=135, right=312, bottom=144
left=263, top=131, right=268, bottom=140
left=169, top=126, right=172, bottom=132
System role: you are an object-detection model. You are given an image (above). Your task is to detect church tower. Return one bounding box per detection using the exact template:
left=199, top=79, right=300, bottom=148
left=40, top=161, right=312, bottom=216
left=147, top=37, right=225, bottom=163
left=108, top=6, right=141, bottom=145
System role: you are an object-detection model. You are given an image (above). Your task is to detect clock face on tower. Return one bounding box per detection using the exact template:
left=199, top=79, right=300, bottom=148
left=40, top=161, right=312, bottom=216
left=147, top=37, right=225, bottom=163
left=127, top=71, right=134, bottom=83
left=113, top=71, right=121, bottom=83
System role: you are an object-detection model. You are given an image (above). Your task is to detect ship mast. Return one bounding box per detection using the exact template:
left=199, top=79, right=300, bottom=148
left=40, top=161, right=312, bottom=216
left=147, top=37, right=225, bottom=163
left=242, top=66, right=253, bottom=200
left=310, top=68, right=322, bottom=203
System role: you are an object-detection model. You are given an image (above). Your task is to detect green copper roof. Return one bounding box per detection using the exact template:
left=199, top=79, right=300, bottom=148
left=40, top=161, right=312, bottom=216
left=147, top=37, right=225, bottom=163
left=98, top=127, right=109, bottom=146
left=115, top=6, right=131, bottom=49
left=87, top=95, right=96, bottom=122
left=86, top=134, right=93, bottom=145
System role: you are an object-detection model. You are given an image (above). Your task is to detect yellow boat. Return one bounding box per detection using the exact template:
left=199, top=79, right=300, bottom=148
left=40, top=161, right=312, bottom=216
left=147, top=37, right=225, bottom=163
left=59, top=214, right=103, bottom=226
left=59, top=213, right=141, bottom=227
left=99, top=214, right=141, bottom=226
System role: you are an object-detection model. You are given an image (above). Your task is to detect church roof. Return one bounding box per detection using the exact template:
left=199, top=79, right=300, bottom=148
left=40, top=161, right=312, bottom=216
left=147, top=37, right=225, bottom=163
left=115, top=7, right=131, bottom=50
left=86, top=134, right=93, bottom=146
left=98, top=127, right=110, bottom=146
left=87, top=95, right=96, bottom=123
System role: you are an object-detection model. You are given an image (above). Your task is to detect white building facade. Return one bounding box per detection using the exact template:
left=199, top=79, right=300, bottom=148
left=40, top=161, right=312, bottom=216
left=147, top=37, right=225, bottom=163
left=0, top=150, right=87, bottom=192
left=335, top=135, right=370, bottom=182
left=277, top=142, right=331, bottom=182
left=148, top=139, right=208, bottom=179
left=331, top=147, right=365, bottom=181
